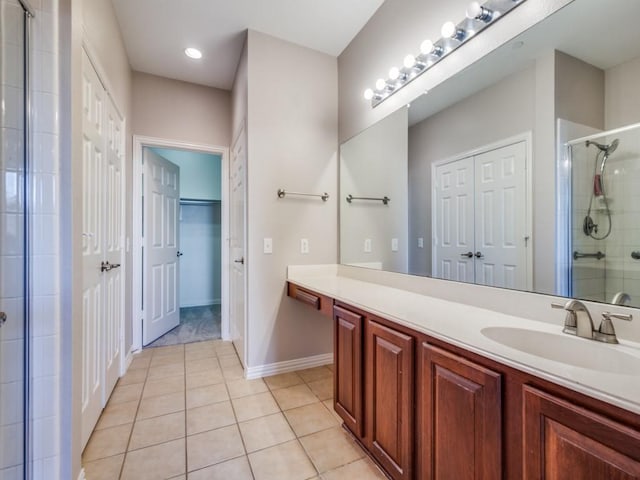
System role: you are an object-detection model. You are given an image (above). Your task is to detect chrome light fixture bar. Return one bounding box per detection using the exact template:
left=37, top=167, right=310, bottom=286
left=365, top=0, right=527, bottom=108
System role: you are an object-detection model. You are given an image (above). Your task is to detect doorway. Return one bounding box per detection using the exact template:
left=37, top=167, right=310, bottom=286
left=147, top=147, right=223, bottom=346
left=132, top=137, right=230, bottom=351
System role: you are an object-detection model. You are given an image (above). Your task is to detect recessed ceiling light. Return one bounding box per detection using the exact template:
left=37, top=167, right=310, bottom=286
left=184, top=47, right=202, bottom=59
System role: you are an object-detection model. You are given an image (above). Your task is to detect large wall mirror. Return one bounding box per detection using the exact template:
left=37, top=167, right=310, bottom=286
left=340, top=0, right=640, bottom=308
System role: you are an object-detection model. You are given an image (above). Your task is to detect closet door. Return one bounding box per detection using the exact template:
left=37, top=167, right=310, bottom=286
left=103, top=95, right=124, bottom=397
left=433, top=157, right=475, bottom=283
left=81, top=50, right=106, bottom=448
left=474, top=142, right=527, bottom=289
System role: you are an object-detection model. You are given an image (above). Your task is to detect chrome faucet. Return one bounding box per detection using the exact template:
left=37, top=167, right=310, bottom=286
left=562, top=300, right=595, bottom=338
left=611, top=292, right=631, bottom=305
left=551, top=300, right=633, bottom=343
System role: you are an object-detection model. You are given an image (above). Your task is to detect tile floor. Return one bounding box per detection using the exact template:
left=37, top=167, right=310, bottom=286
left=82, top=340, right=387, bottom=480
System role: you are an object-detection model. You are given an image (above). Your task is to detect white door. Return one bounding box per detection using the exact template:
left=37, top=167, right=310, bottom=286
left=230, top=125, right=246, bottom=365
left=474, top=142, right=527, bottom=289
left=103, top=95, right=124, bottom=395
left=143, top=149, right=180, bottom=345
left=433, top=156, right=475, bottom=283
left=81, top=50, right=105, bottom=448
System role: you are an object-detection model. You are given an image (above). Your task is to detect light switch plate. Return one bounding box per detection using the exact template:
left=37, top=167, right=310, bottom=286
left=418, top=237, right=424, bottom=249
left=364, top=238, right=372, bottom=253
left=264, top=238, right=273, bottom=254
left=300, top=238, right=309, bottom=254
left=391, top=238, right=399, bottom=252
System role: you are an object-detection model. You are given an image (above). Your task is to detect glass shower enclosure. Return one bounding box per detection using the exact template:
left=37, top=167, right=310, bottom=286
left=1, top=0, right=33, bottom=478
left=569, top=123, right=640, bottom=308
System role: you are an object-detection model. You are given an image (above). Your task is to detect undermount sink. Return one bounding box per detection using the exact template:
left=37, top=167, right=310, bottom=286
left=481, top=326, right=640, bottom=375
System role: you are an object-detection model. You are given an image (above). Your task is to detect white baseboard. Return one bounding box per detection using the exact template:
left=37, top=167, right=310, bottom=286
left=245, top=352, right=333, bottom=380
left=77, top=468, right=86, bottom=480
left=180, top=299, right=221, bottom=308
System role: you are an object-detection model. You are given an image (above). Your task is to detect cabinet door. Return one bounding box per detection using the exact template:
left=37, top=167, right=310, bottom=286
left=523, top=386, right=640, bottom=479
left=334, top=305, right=364, bottom=437
left=365, top=320, right=414, bottom=480
left=419, top=343, right=502, bottom=480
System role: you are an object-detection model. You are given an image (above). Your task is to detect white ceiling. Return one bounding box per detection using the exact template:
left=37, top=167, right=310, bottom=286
left=111, top=0, right=384, bottom=91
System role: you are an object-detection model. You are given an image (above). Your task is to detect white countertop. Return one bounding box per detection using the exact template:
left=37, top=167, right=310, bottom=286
left=288, top=265, right=640, bottom=415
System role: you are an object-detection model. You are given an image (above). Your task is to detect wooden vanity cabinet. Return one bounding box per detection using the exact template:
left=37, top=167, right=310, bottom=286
left=333, top=305, right=364, bottom=437
left=523, top=385, right=640, bottom=479
left=293, top=284, right=640, bottom=480
left=365, top=319, right=414, bottom=480
left=418, top=342, right=502, bottom=480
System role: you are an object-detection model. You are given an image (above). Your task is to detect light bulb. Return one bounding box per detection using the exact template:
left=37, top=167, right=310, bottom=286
left=364, top=88, right=374, bottom=100
left=466, top=2, right=482, bottom=19
left=420, top=39, right=434, bottom=55
left=375, top=78, right=387, bottom=91
left=466, top=1, right=493, bottom=22
left=403, top=54, right=416, bottom=69
left=389, top=67, right=400, bottom=80
left=184, top=47, right=202, bottom=59
left=441, top=21, right=457, bottom=38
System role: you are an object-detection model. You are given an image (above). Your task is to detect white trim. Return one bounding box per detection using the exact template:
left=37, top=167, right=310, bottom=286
left=77, top=468, right=86, bottom=480
left=122, top=347, right=134, bottom=375
left=430, top=132, right=534, bottom=290
left=132, top=135, right=231, bottom=351
left=245, top=353, right=334, bottom=380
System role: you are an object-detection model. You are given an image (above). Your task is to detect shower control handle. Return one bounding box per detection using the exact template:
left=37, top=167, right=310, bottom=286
left=460, top=252, right=474, bottom=258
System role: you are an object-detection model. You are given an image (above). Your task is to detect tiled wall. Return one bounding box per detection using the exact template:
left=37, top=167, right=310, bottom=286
left=1, top=0, right=27, bottom=478
left=571, top=124, right=640, bottom=308
left=30, top=0, right=61, bottom=477
left=1, top=0, right=62, bottom=478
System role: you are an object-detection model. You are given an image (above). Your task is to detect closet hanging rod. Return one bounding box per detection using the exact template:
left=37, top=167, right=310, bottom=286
left=277, top=188, right=329, bottom=202
left=346, top=194, right=390, bottom=205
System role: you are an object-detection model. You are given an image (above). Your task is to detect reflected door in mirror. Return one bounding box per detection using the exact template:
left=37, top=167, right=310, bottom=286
left=433, top=141, right=528, bottom=289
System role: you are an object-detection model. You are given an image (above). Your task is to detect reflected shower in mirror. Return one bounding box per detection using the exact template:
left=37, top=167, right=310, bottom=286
left=569, top=124, right=640, bottom=308
left=339, top=0, right=640, bottom=308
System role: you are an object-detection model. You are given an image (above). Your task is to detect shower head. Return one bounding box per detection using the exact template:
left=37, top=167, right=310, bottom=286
left=586, top=138, right=619, bottom=155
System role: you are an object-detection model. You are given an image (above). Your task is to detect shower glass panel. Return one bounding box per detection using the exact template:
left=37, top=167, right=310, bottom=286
left=1, top=1, right=30, bottom=478
left=569, top=123, right=640, bottom=308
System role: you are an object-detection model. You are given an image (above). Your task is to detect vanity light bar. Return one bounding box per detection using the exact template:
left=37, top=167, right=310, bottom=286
left=364, top=0, right=527, bottom=108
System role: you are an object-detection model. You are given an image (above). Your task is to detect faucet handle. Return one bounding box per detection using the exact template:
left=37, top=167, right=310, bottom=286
left=595, top=312, right=632, bottom=344
left=551, top=302, right=577, bottom=333
left=602, top=311, right=633, bottom=322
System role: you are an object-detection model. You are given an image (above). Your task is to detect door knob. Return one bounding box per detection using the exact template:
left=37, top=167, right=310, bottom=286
left=475, top=251, right=484, bottom=259
left=460, top=252, right=474, bottom=258
left=0, top=312, right=6, bottom=328
left=101, top=261, right=111, bottom=272
left=234, top=257, right=245, bottom=265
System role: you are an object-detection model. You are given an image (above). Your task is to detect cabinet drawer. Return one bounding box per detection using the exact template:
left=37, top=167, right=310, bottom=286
left=287, top=282, right=333, bottom=317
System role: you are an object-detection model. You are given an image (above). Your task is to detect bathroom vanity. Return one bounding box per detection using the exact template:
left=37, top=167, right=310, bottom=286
left=287, top=266, right=640, bottom=480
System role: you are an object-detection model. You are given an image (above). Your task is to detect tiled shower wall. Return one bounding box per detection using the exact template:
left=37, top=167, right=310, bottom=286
left=1, top=0, right=27, bottom=477
left=30, top=0, right=62, bottom=476
left=1, top=0, right=62, bottom=478
left=572, top=125, right=640, bottom=308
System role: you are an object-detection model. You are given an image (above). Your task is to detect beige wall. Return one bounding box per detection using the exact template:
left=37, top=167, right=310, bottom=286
left=341, top=107, right=408, bottom=271
left=132, top=72, right=231, bottom=147
left=245, top=30, right=337, bottom=369
left=605, top=55, right=640, bottom=129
